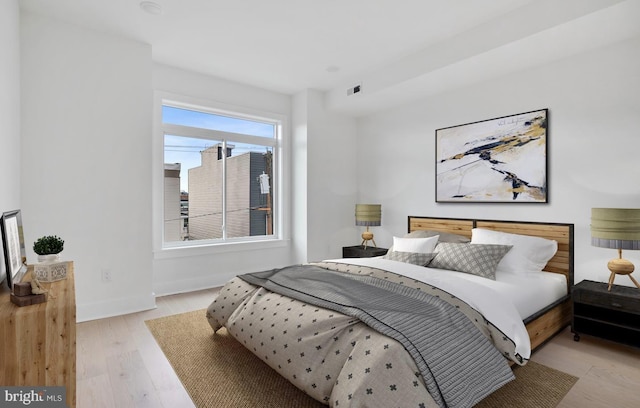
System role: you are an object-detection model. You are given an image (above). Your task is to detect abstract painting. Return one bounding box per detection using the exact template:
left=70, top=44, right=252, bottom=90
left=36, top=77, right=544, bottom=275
left=436, top=109, right=548, bottom=203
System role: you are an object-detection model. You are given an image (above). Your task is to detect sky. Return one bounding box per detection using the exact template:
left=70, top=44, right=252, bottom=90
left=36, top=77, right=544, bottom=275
left=163, top=106, right=274, bottom=192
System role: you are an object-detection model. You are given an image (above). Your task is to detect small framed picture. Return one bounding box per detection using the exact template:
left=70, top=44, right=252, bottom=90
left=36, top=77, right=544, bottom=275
left=1, top=209, right=28, bottom=289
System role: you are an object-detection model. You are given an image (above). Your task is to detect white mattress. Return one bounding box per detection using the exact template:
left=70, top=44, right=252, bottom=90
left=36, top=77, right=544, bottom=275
left=413, top=267, right=568, bottom=320
left=491, top=270, right=567, bottom=320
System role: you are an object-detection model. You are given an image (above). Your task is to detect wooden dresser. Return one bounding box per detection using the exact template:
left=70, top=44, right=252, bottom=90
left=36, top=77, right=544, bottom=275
left=0, top=262, right=76, bottom=408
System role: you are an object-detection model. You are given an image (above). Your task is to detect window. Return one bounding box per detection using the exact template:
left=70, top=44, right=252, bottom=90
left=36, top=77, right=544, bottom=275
left=159, top=101, right=282, bottom=249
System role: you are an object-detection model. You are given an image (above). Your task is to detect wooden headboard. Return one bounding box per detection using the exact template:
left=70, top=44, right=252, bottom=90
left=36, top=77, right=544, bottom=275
left=407, top=216, right=574, bottom=292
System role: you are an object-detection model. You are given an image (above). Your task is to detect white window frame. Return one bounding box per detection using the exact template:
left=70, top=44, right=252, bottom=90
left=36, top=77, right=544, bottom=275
left=152, top=92, right=288, bottom=259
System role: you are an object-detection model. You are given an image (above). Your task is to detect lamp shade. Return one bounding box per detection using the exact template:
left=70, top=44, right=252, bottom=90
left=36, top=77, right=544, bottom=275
left=355, top=204, right=381, bottom=227
left=591, top=208, right=640, bottom=250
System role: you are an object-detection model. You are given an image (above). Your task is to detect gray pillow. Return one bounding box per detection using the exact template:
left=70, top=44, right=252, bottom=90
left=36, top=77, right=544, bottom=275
left=427, top=243, right=512, bottom=279
left=382, top=251, right=437, bottom=266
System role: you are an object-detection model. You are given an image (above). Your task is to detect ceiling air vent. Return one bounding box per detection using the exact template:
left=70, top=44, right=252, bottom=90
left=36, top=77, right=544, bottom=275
left=347, top=84, right=362, bottom=96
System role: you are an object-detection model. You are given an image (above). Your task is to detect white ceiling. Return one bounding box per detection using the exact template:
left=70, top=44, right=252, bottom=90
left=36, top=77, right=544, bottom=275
left=19, top=0, right=640, bottom=116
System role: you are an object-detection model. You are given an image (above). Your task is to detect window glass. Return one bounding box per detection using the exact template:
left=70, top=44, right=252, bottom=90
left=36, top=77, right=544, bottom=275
left=161, top=103, right=278, bottom=246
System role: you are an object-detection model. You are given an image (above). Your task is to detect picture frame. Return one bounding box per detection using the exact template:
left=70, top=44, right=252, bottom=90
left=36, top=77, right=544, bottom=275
left=0, top=232, right=5, bottom=286
left=435, top=109, right=548, bottom=203
left=1, top=209, right=28, bottom=289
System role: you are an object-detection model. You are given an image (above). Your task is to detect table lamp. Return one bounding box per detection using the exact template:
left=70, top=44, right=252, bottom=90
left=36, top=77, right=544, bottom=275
left=355, top=204, right=381, bottom=249
left=591, top=208, right=640, bottom=291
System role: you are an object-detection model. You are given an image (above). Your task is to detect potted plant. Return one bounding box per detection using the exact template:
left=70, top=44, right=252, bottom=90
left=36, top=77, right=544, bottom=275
left=33, top=235, right=65, bottom=263
left=33, top=235, right=68, bottom=282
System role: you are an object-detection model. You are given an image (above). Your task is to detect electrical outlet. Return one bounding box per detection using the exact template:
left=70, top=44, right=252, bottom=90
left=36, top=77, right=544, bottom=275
left=102, top=268, right=112, bottom=282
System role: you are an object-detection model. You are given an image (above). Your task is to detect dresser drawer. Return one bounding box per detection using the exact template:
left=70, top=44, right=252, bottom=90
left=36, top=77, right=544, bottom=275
left=575, top=290, right=640, bottom=313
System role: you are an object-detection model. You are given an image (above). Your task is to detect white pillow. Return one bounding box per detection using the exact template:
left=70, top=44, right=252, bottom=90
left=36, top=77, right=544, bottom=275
left=392, top=235, right=439, bottom=254
left=470, top=228, right=557, bottom=274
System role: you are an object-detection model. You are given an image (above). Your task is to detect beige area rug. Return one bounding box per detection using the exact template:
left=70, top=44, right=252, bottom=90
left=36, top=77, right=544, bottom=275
left=146, top=309, right=578, bottom=408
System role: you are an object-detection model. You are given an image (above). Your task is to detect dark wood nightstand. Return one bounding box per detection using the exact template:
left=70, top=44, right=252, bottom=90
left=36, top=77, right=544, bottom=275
left=572, top=280, right=640, bottom=348
left=342, top=245, right=388, bottom=258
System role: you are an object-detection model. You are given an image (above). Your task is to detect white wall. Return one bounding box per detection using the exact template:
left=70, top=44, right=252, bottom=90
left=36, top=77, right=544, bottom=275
left=0, top=0, right=21, bottom=214
left=305, top=91, right=358, bottom=261
left=291, top=91, right=309, bottom=264
left=356, top=36, right=640, bottom=287
left=152, top=64, right=296, bottom=295
left=292, top=90, right=359, bottom=263
left=19, top=14, right=303, bottom=318
left=20, top=12, right=154, bottom=321
left=17, top=13, right=357, bottom=318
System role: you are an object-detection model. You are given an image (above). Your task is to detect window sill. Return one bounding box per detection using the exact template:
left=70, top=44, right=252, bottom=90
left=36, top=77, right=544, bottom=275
left=153, top=237, right=289, bottom=260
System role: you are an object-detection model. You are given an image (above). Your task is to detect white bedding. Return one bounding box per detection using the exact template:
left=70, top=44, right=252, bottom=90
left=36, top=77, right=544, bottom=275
left=492, top=270, right=567, bottom=319
left=325, top=257, right=566, bottom=361
left=208, top=260, right=525, bottom=407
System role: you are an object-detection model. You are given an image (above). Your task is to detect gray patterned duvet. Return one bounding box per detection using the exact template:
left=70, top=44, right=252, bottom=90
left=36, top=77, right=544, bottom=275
left=207, top=262, right=523, bottom=408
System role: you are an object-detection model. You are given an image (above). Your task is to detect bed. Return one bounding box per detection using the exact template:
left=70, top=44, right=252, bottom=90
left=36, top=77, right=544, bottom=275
left=207, top=216, right=574, bottom=408
left=406, top=216, right=574, bottom=351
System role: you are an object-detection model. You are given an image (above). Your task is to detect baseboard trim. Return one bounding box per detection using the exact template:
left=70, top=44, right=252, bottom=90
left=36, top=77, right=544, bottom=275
left=77, top=292, right=156, bottom=322
left=153, top=271, right=237, bottom=297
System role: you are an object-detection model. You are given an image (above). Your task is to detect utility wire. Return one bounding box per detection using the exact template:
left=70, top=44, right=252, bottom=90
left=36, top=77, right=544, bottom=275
left=164, top=206, right=269, bottom=223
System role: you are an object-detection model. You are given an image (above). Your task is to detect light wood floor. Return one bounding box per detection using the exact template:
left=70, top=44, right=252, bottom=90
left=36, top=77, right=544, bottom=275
left=77, top=288, right=640, bottom=408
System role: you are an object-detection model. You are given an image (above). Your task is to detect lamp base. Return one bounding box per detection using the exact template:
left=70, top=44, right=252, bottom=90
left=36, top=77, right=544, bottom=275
left=607, top=257, right=640, bottom=291
left=361, top=229, right=376, bottom=249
